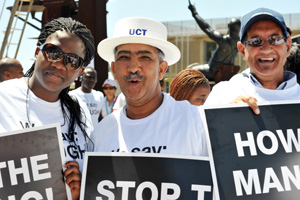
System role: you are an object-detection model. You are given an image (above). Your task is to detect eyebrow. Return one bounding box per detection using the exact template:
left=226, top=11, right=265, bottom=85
left=116, top=50, right=153, bottom=56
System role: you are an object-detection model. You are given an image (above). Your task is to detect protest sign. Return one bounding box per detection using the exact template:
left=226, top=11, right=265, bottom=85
left=0, top=123, right=70, bottom=200
left=202, top=101, right=300, bottom=200
left=80, top=153, right=213, bottom=200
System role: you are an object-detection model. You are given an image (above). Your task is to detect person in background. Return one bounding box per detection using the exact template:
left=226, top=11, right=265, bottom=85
left=170, top=69, right=210, bottom=106
left=0, top=57, right=24, bottom=82
left=99, top=79, right=118, bottom=121
left=90, top=17, right=207, bottom=156
left=112, top=92, right=126, bottom=111
left=69, top=67, right=104, bottom=127
left=205, top=8, right=299, bottom=115
left=284, top=27, right=300, bottom=84
left=0, top=17, right=95, bottom=200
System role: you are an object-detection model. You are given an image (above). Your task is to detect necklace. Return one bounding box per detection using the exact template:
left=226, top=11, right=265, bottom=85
left=26, top=77, right=32, bottom=126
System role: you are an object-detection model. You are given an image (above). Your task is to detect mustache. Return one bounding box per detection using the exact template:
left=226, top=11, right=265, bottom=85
left=124, top=72, right=145, bottom=81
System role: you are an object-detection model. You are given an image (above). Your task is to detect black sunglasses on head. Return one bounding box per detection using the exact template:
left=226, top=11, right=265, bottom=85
left=40, top=43, right=84, bottom=71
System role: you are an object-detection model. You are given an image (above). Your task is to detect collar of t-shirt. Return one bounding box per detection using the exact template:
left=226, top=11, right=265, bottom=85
left=248, top=70, right=297, bottom=90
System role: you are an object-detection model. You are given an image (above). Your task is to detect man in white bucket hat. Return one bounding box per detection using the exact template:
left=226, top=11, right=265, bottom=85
left=90, top=17, right=207, bottom=156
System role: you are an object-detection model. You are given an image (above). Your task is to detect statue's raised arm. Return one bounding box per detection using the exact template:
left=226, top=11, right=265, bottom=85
left=187, top=0, right=241, bottom=81
left=188, top=1, right=222, bottom=41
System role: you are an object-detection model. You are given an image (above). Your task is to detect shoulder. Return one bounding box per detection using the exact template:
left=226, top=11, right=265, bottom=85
left=90, top=109, right=119, bottom=144
left=69, top=88, right=82, bottom=95
left=92, top=89, right=104, bottom=97
left=0, top=78, right=26, bottom=93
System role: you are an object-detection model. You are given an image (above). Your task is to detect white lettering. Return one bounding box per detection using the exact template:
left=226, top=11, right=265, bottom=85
left=136, top=182, right=158, bottom=200
left=263, top=167, right=284, bottom=193
left=191, top=184, right=211, bottom=200
left=30, top=154, right=51, bottom=181
left=282, top=165, right=300, bottom=191
left=161, top=183, right=180, bottom=199
left=257, top=130, right=279, bottom=155
left=96, top=180, right=115, bottom=200
left=0, top=162, right=7, bottom=188
left=8, top=158, right=30, bottom=185
left=234, top=132, right=257, bottom=157
left=233, top=169, right=261, bottom=196
left=276, top=129, right=300, bottom=153
left=116, top=181, right=135, bottom=200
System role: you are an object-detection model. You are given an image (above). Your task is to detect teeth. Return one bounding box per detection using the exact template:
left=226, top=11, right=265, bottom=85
left=260, top=58, right=274, bottom=61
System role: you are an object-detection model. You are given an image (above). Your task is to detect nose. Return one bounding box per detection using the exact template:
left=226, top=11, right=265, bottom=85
left=127, top=56, right=141, bottom=73
left=50, top=57, right=67, bottom=71
left=260, top=39, right=273, bottom=52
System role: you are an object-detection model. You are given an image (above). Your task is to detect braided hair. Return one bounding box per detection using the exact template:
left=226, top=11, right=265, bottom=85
left=170, top=69, right=210, bottom=101
left=25, top=17, right=95, bottom=150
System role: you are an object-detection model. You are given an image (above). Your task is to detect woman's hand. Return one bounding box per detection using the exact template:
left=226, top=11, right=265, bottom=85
left=64, top=161, right=81, bottom=200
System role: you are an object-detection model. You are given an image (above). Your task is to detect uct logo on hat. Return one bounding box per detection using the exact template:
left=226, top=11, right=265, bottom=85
left=97, top=17, right=181, bottom=65
left=129, top=29, right=147, bottom=36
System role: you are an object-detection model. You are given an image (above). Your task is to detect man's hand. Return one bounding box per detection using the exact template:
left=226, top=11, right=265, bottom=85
left=64, top=161, right=81, bottom=200
left=230, top=96, right=260, bottom=115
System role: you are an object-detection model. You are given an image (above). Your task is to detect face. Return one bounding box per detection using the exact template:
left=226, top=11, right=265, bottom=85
left=103, top=84, right=116, bottom=97
left=82, top=69, right=97, bottom=91
left=111, top=43, right=168, bottom=104
left=8, top=66, right=24, bottom=79
left=187, top=84, right=210, bottom=106
left=32, top=31, right=85, bottom=99
left=237, top=20, right=291, bottom=86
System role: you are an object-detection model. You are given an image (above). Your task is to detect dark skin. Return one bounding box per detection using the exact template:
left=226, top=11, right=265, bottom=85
left=81, top=68, right=97, bottom=93
left=30, top=30, right=85, bottom=199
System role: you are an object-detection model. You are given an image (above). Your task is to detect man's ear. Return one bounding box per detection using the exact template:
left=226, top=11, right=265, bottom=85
left=158, top=61, right=168, bottom=80
left=286, top=36, right=292, bottom=57
left=237, top=41, right=246, bottom=60
left=3, top=71, right=11, bottom=80
left=111, top=62, right=116, bottom=77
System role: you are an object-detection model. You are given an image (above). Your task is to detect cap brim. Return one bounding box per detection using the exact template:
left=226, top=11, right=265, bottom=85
left=97, top=36, right=181, bottom=66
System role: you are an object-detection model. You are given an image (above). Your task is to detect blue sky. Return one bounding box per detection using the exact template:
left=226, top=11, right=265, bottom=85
left=1, top=0, right=300, bottom=72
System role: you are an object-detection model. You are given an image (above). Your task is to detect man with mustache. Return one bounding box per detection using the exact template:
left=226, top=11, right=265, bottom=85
left=90, top=17, right=208, bottom=156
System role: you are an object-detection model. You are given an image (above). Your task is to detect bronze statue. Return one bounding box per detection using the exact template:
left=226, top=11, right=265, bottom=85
left=188, top=0, right=241, bottom=81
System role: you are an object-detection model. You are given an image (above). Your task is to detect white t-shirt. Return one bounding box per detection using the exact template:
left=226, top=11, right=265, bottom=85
left=69, top=88, right=104, bottom=128
left=90, top=93, right=208, bottom=157
left=0, top=78, right=93, bottom=171
left=113, top=92, right=126, bottom=110
left=100, top=95, right=117, bottom=118
left=205, top=69, right=300, bottom=105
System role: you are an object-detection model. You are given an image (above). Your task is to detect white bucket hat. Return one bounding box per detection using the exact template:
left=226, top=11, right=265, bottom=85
left=97, top=17, right=181, bottom=65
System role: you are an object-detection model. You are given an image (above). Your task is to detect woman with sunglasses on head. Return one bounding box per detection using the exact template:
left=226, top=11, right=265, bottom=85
left=99, top=79, right=118, bottom=121
left=0, top=17, right=95, bottom=200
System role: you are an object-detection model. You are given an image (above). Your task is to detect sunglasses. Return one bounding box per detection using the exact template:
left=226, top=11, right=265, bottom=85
left=103, top=87, right=116, bottom=90
left=40, top=43, right=84, bottom=71
left=244, top=35, right=285, bottom=47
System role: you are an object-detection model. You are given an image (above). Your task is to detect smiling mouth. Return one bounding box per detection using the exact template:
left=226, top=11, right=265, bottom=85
left=259, top=58, right=275, bottom=63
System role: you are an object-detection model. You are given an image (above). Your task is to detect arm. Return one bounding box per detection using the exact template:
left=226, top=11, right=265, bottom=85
left=188, top=3, right=222, bottom=41
left=64, top=161, right=81, bottom=200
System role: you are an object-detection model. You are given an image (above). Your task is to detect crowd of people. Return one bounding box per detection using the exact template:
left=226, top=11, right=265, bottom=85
left=0, top=6, right=299, bottom=199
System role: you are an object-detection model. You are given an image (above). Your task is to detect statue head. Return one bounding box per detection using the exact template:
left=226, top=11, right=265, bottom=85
left=228, top=18, right=241, bottom=37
